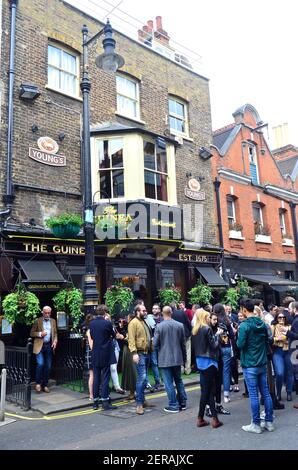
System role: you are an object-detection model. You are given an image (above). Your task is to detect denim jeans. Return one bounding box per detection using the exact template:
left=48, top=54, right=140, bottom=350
left=35, top=343, right=52, bottom=387
left=243, top=365, right=273, bottom=425
left=221, top=347, right=232, bottom=395
left=136, top=353, right=149, bottom=406
left=150, top=349, right=161, bottom=385
left=272, top=348, right=294, bottom=396
left=161, top=366, right=187, bottom=411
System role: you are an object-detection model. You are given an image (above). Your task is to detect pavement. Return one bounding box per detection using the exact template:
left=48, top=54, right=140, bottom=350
left=5, top=373, right=200, bottom=416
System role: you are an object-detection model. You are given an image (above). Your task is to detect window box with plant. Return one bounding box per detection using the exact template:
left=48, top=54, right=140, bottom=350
left=282, top=233, right=294, bottom=246
left=45, top=214, right=83, bottom=238
left=254, top=222, right=272, bottom=243
left=2, top=284, right=40, bottom=326
left=52, top=286, right=83, bottom=329
left=158, top=286, right=182, bottom=307
left=229, top=222, right=244, bottom=239
left=104, top=283, right=134, bottom=317
left=188, top=282, right=213, bottom=307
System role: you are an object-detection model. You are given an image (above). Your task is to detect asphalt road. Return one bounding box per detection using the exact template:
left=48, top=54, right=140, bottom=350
left=1, top=382, right=298, bottom=451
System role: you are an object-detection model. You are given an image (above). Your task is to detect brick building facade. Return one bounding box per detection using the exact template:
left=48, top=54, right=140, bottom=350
left=212, top=103, right=298, bottom=305
left=0, top=0, right=223, bottom=324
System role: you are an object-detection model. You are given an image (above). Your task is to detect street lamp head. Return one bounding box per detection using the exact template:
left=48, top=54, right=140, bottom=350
left=95, top=20, right=125, bottom=73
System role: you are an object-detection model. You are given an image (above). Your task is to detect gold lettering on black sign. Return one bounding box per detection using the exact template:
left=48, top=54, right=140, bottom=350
left=23, top=243, right=85, bottom=255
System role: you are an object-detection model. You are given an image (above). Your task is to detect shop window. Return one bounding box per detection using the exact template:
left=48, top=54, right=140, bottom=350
left=108, top=266, right=148, bottom=303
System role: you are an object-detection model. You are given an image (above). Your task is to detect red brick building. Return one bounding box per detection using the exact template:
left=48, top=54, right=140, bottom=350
left=211, top=103, right=298, bottom=305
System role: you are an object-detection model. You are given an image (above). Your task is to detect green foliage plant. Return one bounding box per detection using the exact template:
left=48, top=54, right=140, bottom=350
left=45, top=213, right=83, bottom=229
left=224, top=288, right=240, bottom=311
left=188, top=283, right=213, bottom=306
left=53, top=287, right=83, bottom=328
left=158, top=286, right=182, bottom=307
left=236, top=279, right=252, bottom=297
left=104, top=284, right=134, bottom=316
left=2, top=284, right=40, bottom=326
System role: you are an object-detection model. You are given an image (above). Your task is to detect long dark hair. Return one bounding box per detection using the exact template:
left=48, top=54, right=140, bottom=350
left=213, top=303, right=231, bottom=326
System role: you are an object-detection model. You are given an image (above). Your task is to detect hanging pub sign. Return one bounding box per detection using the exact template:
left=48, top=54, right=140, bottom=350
left=185, top=178, right=206, bottom=201
left=29, top=136, right=66, bottom=167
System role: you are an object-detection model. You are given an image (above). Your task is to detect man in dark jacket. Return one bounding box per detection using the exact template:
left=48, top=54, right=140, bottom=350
left=153, top=306, right=187, bottom=412
left=90, top=304, right=117, bottom=411
left=237, top=299, right=273, bottom=434
left=170, top=302, right=192, bottom=374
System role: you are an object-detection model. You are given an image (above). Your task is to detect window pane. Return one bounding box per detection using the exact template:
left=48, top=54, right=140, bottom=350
left=156, top=173, right=168, bottom=202
left=110, top=139, right=123, bottom=168
left=156, top=147, right=167, bottom=173
left=117, top=95, right=136, bottom=118
left=100, top=171, right=112, bottom=198
left=48, top=66, right=60, bottom=89
left=175, top=101, right=185, bottom=118
left=169, top=99, right=176, bottom=114
left=144, top=141, right=155, bottom=170
left=99, top=140, right=111, bottom=169
left=48, top=45, right=60, bottom=67
left=116, top=75, right=136, bottom=99
left=253, top=205, right=261, bottom=223
left=61, top=50, right=76, bottom=74
left=61, top=73, right=76, bottom=95
left=112, top=170, right=124, bottom=197
left=175, top=118, right=185, bottom=133
left=227, top=199, right=234, bottom=219
left=145, top=171, right=156, bottom=199
left=169, top=116, right=177, bottom=131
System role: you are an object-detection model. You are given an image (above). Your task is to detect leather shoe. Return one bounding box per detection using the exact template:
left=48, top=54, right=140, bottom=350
left=293, top=403, right=298, bottom=409
left=102, top=403, right=117, bottom=411
left=43, top=386, right=50, bottom=393
left=197, top=417, right=209, bottom=427
left=35, top=384, right=41, bottom=393
left=136, top=405, right=144, bottom=415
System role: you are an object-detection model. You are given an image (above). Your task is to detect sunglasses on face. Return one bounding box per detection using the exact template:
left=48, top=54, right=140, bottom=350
left=278, top=316, right=285, bottom=319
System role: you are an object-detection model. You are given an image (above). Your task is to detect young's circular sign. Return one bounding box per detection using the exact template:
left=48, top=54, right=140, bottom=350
left=188, top=178, right=201, bottom=191
left=37, top=136, right=59, bottom=154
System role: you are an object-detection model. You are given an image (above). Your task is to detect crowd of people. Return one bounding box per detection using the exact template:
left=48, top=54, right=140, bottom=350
left=30, top=294, right=298, bottom=433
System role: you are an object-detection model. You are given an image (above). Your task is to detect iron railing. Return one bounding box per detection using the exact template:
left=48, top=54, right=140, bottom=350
left=53, top=333, right=88, bottom=393
left=5, top=338, right=33, bottom=410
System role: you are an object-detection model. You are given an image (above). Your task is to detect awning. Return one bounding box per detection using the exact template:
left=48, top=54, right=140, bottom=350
left=242, top=274, right=298, bottom=287
left=196, top=267, right=227, bottom=287
left=18, top=260, right=66, bottom=284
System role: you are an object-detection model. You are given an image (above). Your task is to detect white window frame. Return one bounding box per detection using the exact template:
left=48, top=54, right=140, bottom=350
left=248, top=146, right=260, bottom=184
left=144, top=139, right=169, bottom=203
left=227, top=196, right=236, bottom=227
left=96, top=137, right=125, bottom=200
left=253, top=203, right=263, bottom=226
left=279, top=210, right=286, bottom=237
left=168, top=97, right=189, bottom=137
left=47, top=42, right=80, bottom=98
left=116, top=74, right=140, bottom=120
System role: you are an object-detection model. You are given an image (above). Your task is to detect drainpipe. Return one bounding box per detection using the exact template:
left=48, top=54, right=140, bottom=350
left=213, top=177, right=228, bottom=283
left=289, top=202, right=298, bottom=281
left=1, top=0, right=18, bottom=220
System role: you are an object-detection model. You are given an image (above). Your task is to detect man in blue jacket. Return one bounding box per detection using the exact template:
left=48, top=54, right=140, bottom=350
left=90, top=304, right=117, bottom=411
left=237, top=299, right=273, bottom=433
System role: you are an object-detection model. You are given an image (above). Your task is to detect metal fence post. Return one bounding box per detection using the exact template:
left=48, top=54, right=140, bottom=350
left=24, top=338, right=33, bottom=411
left=0, top=368, right=7, bottom=422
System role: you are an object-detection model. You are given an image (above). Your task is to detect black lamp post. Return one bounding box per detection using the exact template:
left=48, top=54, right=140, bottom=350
left=80, top=20, right=124, bottom=313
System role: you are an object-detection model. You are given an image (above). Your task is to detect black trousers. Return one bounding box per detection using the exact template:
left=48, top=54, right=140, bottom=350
left=93, top=365, right=111, bottom=402
left=215, top=358, right=223, bottom=404
left=199, top=366, right=218, bottom=418
left=231, top=357, right=239, bottom=385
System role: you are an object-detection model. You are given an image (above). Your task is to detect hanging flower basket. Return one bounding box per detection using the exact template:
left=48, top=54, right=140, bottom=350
left=2, top=284, right=40, bottom=326
left=52, top=287, right=83, bottom=328
left=45, top=214, right=83, bottom=239
left=104, top=284, right=134, bottom=317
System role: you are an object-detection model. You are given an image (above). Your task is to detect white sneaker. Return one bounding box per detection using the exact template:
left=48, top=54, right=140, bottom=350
left=224, top=396, right=230, bottom=403
left=242, top=423, right=262, bottom=434
left=260, top=410, right=266, bottom=420
left=260, top=421, right=274, bottom=432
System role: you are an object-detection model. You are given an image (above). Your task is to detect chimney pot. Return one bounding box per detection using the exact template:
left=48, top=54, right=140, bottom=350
left=147, top=20, right=153, bottom=32
left=156, top=16, right=162, bottom=30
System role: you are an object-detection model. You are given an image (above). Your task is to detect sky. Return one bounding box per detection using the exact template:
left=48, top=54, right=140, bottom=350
left=66, top=0, right=298, bottom=147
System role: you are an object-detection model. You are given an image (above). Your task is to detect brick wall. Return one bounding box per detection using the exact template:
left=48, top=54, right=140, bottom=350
left=1, top=0, right=216, bottom=245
